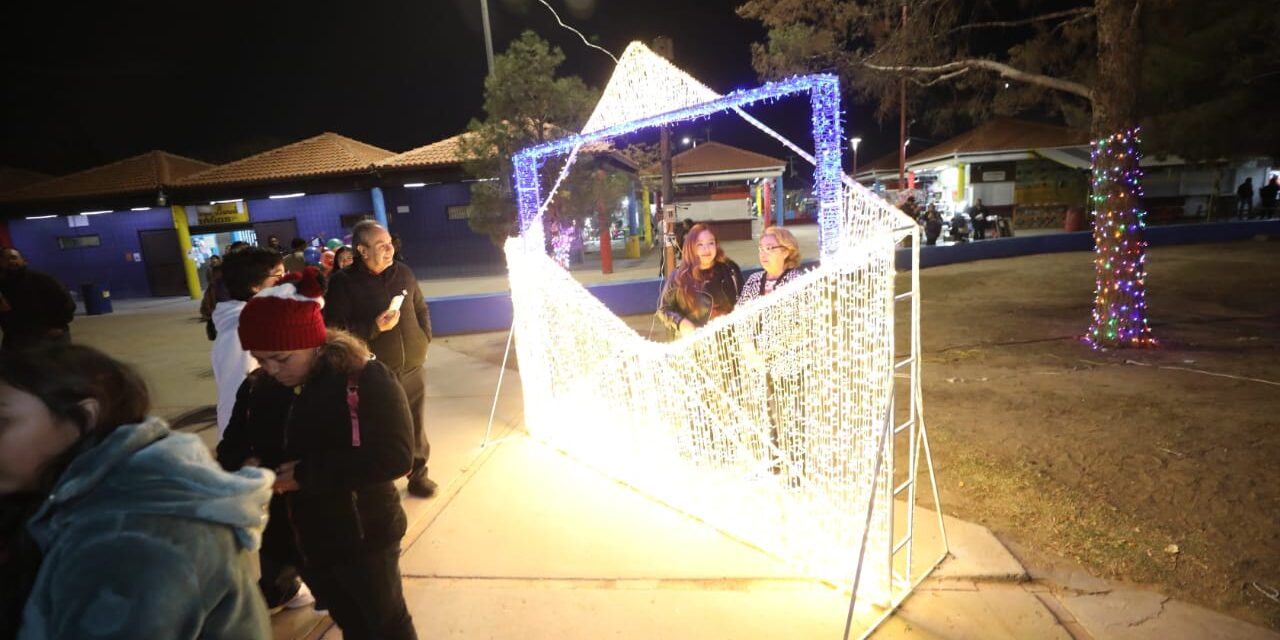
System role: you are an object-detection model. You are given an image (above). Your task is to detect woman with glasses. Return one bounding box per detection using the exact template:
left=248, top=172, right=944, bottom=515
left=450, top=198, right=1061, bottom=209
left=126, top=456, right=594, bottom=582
left=737, top=226, right=808, bottom=486
left=209, top=247, right=314, bottom=613
left=657, top=223, right=743, bottom=337
left=212, top=248, right=287, bottom=439
left=738, top=227, right=803, bottom=305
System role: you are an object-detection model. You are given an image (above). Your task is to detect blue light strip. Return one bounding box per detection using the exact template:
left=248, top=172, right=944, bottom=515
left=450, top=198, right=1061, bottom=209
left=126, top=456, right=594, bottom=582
left=513, top=73, right=843, bottom=254
left=809, top=78, right=842, bottom=256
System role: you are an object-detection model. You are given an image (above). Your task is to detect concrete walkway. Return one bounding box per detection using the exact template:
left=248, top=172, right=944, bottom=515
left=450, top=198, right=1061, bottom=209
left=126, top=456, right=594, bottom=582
left=69, top=270, right=1279, bottom=640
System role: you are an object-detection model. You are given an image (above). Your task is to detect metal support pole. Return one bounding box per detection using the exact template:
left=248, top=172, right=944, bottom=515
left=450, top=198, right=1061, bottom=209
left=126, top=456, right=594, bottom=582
left=170, top=205, right=201, bottom=300
left=774, top=175, right=784, bottom=228
left=370, top=186, right=389, bottom=228
left=899, top=5, right=908, bottom=194
left=482, top=324, right=516, bottom=448
left=480, top=0, right=495, bottom=75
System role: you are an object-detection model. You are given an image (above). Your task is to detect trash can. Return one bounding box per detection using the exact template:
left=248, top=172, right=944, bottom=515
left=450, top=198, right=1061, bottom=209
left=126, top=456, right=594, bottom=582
left=625, top=235, right=641, bottom=259
left=81, top=283, right=113, bottom=315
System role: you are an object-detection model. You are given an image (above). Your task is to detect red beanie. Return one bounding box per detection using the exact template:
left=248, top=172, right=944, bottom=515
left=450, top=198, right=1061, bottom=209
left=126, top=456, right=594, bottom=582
left=238, top=267, right=327, bottom=352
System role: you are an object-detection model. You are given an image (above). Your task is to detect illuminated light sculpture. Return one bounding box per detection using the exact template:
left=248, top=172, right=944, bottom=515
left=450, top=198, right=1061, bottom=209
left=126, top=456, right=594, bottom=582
left=1087, top=127, right=1155, bottom=349
left=506, top=42, right=946, bottom=635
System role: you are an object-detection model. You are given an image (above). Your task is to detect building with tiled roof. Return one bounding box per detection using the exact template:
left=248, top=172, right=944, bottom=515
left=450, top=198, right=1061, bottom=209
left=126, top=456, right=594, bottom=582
left=855, top=118, right=1093, bottom=229
left=0, top=167, right=54, bottom=195
left=640, top=141, right=785, bottom=182
left=177, top=132, right=394, bottom=188
left=380, top=133, right=476, bottom=169
left=1, top=151, right=213, bottom=205
left=856, top=118, right=1087, bottom=178
left=636, top=142, right=788, bottom=239
left=2, top=126, right=648, bottom=302
left=379, top=129, right=629, bottom=176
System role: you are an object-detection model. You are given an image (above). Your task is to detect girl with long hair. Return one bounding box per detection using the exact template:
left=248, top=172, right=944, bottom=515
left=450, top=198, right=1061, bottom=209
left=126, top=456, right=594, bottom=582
left=657, top=223, right=743, bottom=336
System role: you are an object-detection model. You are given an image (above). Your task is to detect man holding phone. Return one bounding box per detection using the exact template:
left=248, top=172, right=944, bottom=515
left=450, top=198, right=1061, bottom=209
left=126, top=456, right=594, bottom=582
left=324, top=220, right=437, bottom=497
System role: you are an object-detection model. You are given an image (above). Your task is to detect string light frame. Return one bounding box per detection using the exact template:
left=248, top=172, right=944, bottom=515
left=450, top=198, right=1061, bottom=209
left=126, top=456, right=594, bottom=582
left=513, top=73, right=844, bottom=255
left=506, top=60, right=946, bottom=638
left=1087, top=127, right=1155, bottom=349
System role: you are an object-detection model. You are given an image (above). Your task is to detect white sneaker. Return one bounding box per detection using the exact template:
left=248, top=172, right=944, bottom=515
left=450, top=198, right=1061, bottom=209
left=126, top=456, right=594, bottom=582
left=284, top=582, right=316, bottom=609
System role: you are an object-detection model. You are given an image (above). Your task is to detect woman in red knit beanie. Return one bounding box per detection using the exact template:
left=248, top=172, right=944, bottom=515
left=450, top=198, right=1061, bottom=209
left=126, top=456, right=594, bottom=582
left=219, top=267, right=418, bottom=639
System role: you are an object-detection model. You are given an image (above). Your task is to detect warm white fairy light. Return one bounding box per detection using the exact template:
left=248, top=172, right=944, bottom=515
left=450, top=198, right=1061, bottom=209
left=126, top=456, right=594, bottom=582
left=508, top=185, right=908, bottom=594
left=507, top=49, right=938, bottom=623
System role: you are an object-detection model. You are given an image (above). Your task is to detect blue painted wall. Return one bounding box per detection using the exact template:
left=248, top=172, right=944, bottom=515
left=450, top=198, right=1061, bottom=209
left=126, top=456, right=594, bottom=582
left=8, top=208, right=174, bottom=299
left=244, top=191, right=372, bottom=244
left=383, top=183, right=504, bottom=276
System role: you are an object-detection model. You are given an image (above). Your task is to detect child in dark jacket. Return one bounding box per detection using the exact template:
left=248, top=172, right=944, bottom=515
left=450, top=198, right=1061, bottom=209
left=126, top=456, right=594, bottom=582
left=234, top=268, right=418, bottom=640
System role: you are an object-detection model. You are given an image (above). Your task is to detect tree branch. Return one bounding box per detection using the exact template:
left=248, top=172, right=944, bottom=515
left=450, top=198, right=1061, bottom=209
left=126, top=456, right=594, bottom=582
left=911, top=67, right=972, bottom=87
left=951, top=7, right=1095, bottom=32
left=1052, top=11, right=1095, bottom=35
left=864, top=59, right=1093, bottom=101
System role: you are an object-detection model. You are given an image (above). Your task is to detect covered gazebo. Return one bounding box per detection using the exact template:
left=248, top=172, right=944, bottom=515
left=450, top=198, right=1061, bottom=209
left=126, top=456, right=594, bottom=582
left=641, top=141, right=785, bottom=240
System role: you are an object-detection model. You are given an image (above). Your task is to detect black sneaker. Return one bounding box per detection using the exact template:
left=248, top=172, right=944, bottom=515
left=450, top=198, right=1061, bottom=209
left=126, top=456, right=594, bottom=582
left=407, top=474, right=437, bottom=498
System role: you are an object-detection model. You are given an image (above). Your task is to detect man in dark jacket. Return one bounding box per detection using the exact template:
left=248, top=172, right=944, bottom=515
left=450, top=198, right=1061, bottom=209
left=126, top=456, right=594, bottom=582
left=0, top=248, right=76, bottom=352
left=323, top=221, right=437, bottom=498
left=1237, top=177, right=1254, bottom=219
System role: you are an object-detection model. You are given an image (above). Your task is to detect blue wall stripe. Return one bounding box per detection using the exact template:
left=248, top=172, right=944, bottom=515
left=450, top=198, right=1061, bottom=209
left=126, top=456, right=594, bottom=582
left=429, top=220, right=1280, bottom=337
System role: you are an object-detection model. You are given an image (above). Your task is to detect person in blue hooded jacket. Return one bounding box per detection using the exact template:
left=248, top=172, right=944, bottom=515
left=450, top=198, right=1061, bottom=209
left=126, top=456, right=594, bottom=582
left=0, top=344, right=273, bottom=639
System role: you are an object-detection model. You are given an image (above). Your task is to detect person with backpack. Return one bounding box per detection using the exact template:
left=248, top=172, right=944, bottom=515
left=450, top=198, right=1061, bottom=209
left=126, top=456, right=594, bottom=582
left=232, top=267, right=417, bottom=639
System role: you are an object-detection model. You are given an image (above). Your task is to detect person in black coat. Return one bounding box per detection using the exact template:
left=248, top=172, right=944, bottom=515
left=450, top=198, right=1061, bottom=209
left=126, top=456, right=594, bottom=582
left=0, top=248, right=75, bottom=353
left=217, top=370, right=305, bottom=609
left=657, top=223, right=743, bottom=336
left=323, top=221, right=436, bottom=498
left=236, top=268, right=417, bottom=640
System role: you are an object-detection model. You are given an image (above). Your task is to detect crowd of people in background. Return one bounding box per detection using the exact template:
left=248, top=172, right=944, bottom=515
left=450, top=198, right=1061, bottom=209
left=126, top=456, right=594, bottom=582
left=1239, top=176, right=1280, bottom=220
left=4, top=171, right=1277, bottom=636
left=0, top=220, right=428, bottom=639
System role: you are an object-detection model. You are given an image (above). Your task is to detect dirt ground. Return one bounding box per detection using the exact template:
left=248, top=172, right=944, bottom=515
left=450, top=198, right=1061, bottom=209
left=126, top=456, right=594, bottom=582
left=439, top=239, right=1280, bottom=630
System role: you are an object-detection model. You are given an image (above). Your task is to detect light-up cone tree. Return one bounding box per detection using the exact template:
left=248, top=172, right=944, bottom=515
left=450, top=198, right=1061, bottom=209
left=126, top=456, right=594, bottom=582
left=739, top=0, right=1161, bottom=348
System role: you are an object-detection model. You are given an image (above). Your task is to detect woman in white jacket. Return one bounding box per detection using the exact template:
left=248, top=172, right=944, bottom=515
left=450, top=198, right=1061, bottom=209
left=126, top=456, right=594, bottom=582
left=211, top=247, right=284, bottom=439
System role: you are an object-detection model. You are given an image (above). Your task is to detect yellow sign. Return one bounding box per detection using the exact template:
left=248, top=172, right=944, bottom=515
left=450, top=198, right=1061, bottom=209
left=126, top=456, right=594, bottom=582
left=195, top=201, right=250, bottom=225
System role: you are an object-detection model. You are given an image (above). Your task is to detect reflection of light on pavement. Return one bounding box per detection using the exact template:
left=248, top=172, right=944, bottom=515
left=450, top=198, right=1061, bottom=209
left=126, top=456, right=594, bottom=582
left=505, top=44, right=945, bottom=628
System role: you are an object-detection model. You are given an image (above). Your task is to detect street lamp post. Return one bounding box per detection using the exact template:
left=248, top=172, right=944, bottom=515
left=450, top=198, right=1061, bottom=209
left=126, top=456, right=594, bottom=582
left=480, top=0, right=495, bottom=75
left=850, top=136, right=862, bottom=177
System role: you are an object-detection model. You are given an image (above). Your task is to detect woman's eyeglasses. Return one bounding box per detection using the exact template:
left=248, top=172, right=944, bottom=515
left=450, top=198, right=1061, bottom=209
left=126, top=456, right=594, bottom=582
left=758, top=245, right=787, bottom=253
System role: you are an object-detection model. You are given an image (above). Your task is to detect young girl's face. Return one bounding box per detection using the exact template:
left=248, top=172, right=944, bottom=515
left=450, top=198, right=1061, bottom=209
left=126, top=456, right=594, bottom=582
left=251, top=348, right=319, bottom=388
left=693, top=230, right=718, bottom=269
left=0, top=383, right=80, bottom=495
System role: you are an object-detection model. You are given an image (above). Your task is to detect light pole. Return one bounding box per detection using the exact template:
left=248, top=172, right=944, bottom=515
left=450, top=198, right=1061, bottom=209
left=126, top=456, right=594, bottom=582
left=849, top=136, right=862, bottom=177
left=480, top=0, right=495, bottom=75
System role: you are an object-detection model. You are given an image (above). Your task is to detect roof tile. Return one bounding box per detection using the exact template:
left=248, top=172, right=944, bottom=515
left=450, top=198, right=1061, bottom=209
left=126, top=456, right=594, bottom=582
left=177, top=132, right=394, bottom=187
left=861, top=118, right=1087, bottom=174
left=1, top=151, right=213, bottom=202
left=379, top=133, right=476, bottom=169
left=641, top=141, right=785, bottom=177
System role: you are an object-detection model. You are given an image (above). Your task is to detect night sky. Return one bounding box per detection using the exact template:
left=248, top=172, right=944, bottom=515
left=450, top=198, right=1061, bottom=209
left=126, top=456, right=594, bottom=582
left=1, top=0, right=889, bottom=178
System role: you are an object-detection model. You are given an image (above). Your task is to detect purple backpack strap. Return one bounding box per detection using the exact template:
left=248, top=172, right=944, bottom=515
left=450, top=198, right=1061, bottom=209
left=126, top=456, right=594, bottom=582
left=346, top=373, right=362, bottom=447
